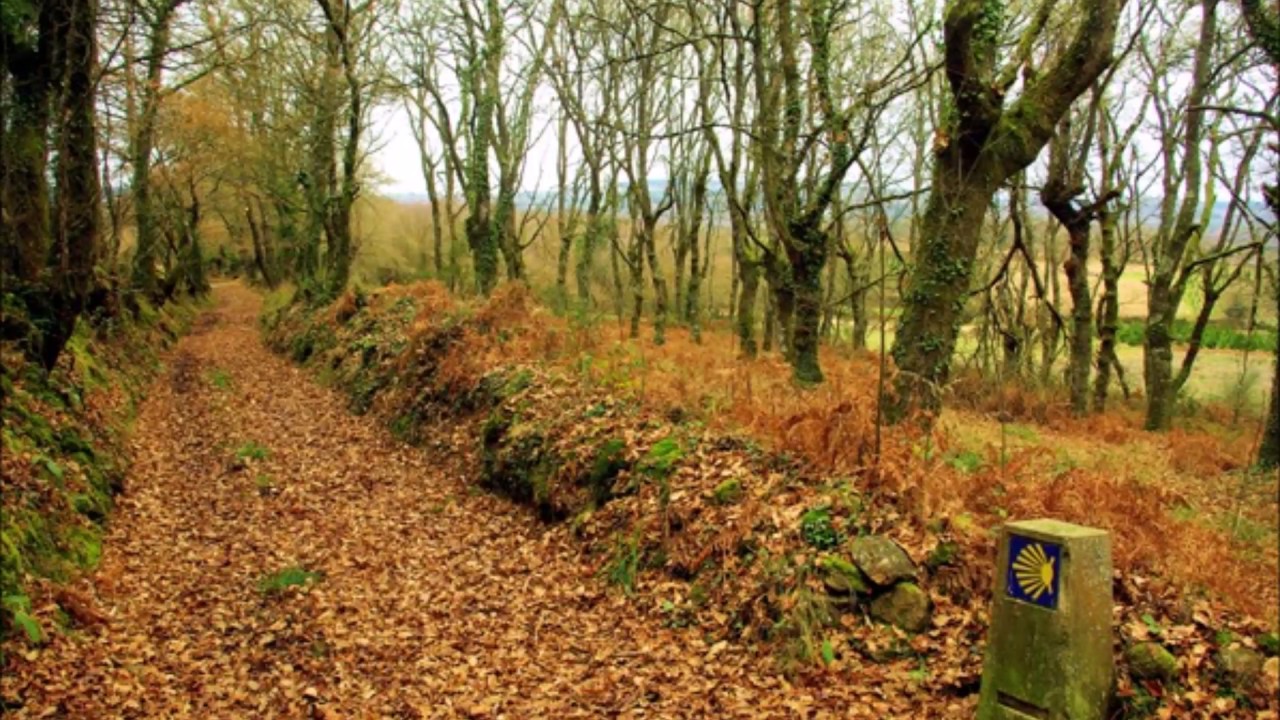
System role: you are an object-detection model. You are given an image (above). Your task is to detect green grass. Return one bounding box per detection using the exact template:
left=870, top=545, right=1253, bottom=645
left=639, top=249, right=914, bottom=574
left=254, top=474, right=278, bottom=496
left=208, top=368, right=233, bottom=391
left=1115, top=318, right=1276, bottom=352
left=2, top=594, right=43, bottom=645
left=257, top=566, right=322, bottom=594
left=947, top=450, right=984, bottom=474
left=1113, top=343, right=1272, bottom=410
left=604, top=533, right=641, bottom=595
left=235, top=442, right=270, bottom=462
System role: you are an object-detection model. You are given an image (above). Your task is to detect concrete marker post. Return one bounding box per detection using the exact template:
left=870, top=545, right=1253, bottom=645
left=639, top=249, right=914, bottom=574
left=977, top=519, right=1113, bottom=720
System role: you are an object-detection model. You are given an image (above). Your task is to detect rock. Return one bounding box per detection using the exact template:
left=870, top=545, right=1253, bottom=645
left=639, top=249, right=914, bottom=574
left=1126, top=642, right=1178, bottom=681
left=850, top=535, right=916, bottom=586
left=818, top=556, right=870, bottom=598
left=869, top=582, right=931, bottom=632
left=1218, top=645, right=1264, bottom=689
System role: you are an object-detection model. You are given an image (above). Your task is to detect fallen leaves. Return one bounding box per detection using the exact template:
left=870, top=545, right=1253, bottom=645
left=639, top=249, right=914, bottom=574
left=3, top=282, right=1275, bottom=719
left=0, top=285, right=943, bottom=717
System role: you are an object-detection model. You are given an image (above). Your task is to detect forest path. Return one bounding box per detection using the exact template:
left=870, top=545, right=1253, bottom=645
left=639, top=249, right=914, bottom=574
left=3, top=282, right=865, bottom=718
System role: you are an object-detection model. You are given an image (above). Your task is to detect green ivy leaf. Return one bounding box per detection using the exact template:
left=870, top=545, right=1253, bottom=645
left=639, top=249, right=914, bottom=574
left=12, top=610, right=44, bottom=645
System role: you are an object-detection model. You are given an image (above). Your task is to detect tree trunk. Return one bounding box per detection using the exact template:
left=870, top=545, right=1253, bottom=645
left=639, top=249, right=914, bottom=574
left=41, top=0, right=100, bottom=369
left=644, top=220, right=668, bottom=345
left=845, top=255, right=869, bottom=350
left=763, top=291, right=776, bottom=353
left=786, top=219, right=827, bottom=383
left=887, top=0, right=1122, bottom=422
left=771, top=273, right=795, bottom=360
left=1240, top=0, right=1279, bottom=470
left=736, top=260, right=761, bottom=357
left=1261, top=312, right=1280, bottom=468
left=1093, top=208, right=1121, bottom=412
left=0, top=2, right=54, bottom=284
left=627, top=233, right=644, bottom=340
left=246, top=202, right=276, bottom=288
left=129, top=2, right=181, bottom=298
left=1143, top=0, right=1217, bottom=430
left=1041, top=189, right=1095, bottom=415
left=554, top=115, right=575, bottom=304
left=686, top=216, right=703, bottom=343
left=495, top=191, right=525, bottom=283
left=464, top=2, right=502, bottom=296
left=890, top=177, right=996, bottom=417
left=423, top=153, right=445, bottom=278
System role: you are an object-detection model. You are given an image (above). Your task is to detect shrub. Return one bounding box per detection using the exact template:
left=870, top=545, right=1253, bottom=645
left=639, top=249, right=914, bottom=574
left=800, top=506, right=841, bottom=550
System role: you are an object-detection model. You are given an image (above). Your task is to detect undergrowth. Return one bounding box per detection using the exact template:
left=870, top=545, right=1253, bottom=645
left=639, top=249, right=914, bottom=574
left=263, top=278, right=1278, bottom=703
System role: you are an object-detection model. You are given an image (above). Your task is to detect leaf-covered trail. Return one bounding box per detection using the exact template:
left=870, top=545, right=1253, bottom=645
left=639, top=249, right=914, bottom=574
left=2, top=283, right=962, bottom=712
left=6, top=283, right=931, bottom=718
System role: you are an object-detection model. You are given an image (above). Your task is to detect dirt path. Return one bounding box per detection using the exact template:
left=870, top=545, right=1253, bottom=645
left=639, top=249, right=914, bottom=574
left=7, top=283, right=926, bottom=718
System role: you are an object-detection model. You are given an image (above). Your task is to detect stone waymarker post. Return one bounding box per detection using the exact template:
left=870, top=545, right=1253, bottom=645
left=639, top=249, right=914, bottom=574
left=978, top=519, right=1113, bottom=720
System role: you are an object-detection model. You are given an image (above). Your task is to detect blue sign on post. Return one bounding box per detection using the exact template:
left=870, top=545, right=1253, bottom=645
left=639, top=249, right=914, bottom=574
left=1005, top=534, right=1061, bottom=609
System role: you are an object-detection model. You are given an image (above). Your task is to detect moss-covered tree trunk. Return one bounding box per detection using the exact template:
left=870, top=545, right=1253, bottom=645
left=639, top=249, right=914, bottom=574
left=644, top=221, right=669, bottom=345
left=888, top=0, right=1122, bottom=421
left=129, top=0, right=183, bottom=298
left=554, top=113, right=576, bottom=302
left=891, top=177, right=998, bottom=414
left=1093, top=207, right=1121, bottom=412
left=736, top=258, right=762, bottom=357
left=1143, top=0, right=1217, bottom=430
left=1262, top=314, right=1280, bottom=469
left=245, top=200, right=277, bottom=288
left=786, top=219, right=829, bottom=383
left=1238, top=0, right=1278, bottom=468
left=0, top=1, right=54, bottom=285
left=461, top=0, right=503, bottom=296
left=43, top=0, right=101, bottom=369
left=1043, top=128, right=1103, bottom=414
left=627, top=230, right=644, bottom=340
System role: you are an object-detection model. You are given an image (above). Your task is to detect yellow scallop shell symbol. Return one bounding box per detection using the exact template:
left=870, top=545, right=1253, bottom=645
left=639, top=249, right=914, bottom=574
left=1013, top=542, right=1055, bottom=601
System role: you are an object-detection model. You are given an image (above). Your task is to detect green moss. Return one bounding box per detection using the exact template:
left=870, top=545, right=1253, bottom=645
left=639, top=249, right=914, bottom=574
left=2, top=595, right=43, bottom=646
left=640, top=436, right=683, bottom=478
left=208, top=368, right=233, bottom=391
left=604, top=532, right=641, bottom=595
left=500, top=368, right=534, bottom=399
left=389, top=411, right=419, bottom=441
left=817, top=555, right=870, bottom=596
left=926, top=541, right=960, bottom=570
left=712, top=478, right=743, bottom=505
left=234, top=441, right=270, bottom=462
left=947, top=450, right=983, bottom=473
left=65, top=526, right=102, bottom=570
